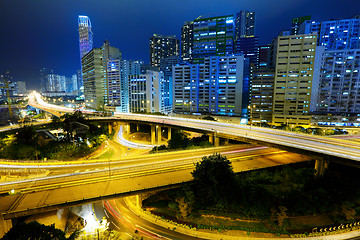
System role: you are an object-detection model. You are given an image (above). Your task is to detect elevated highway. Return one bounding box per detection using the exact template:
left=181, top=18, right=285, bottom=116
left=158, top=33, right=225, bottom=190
left=0, top=145, right=311, bottom=219
left=28, top=91, right=360, bottom=163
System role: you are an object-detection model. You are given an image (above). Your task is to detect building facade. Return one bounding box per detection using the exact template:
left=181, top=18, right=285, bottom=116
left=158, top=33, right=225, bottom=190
left=78, top=15, right=93, bottom=59
left=129, top=70, right=171, bottom=114
left=250, top=68, right=275, bottom=124
left=236, top=36, right=259, bottom=67
left=173, top=55, right=244, bottom=116
left=40, top=68, right=53, bottom=93
left=150, top=34, right=179, bottom=67
left=192, top=15, right=236, bottom=64
left=291, top=16, right=311, bottom=35
left=235, top=10, right=255, bottom=39
left=300, top=17, right=360, bottom=50
left=272, top=34, right=319, bottom=126
left=181, top=22, right=194, bottom=62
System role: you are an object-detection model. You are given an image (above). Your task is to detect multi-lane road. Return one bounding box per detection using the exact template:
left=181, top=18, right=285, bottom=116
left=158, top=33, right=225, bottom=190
left=28, top=91, right=360, bottom=162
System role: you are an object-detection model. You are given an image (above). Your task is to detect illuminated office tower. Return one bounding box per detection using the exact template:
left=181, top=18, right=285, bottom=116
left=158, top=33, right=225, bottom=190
left=107, top=59, right=140, bottom=112
left=250, top=68, right=275, bottom=124
left=258, top=45, right=271, bottom=68
left=193, top=15, right=236, bottom=64
left=129, top=70, right=171, bottom=114
left=235, top=11, right=255, bottom=39
left=78, top=15, right=93, bottom=59
left=173, top=55, right=244, bottom=116
left=181, top=21, right=193, bottom=62
left=310, top=49, right=360, bottom=125
left=46, top=74, right=66, bottom=92
left=150, top=34, right=179, bottom=67
left=236, top=36, right=259, bottom=66
left=300, top=17, right=360, bottom=50
left=272, top=34, right=320, bottom=126
left=82, top=41, right=121, bottom=109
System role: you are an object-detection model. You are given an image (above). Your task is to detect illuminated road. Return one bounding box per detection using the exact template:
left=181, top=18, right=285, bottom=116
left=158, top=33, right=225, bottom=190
left=28, top=91, right=360, bottom=162
left=0, top=144, right=310, bottom=218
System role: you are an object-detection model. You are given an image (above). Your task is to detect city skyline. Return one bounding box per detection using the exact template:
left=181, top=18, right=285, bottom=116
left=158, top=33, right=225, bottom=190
left=1, top=0, right=360, bottom=89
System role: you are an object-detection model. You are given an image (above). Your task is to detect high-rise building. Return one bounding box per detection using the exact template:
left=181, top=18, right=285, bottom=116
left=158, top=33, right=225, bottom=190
left=291, top=16, right=311, bottom=35
left=40, top=68, right=53, bottom=93
left=150, top=34, right=179, bottom=67
left=272, top=34, right=319, bottom=126
left=107, top=59, right=140, bottom=112
left=236, top=37, right=259, bottom=67
left=235, top=11, right=255, bottom=39
left=46, top=74, right=66, bottom=92
left=129, top=70, right=171, bottom=114
left=173, top=55, right=244, bottom=116
left=311, top=49, right=360, bottom=117
left=193, top=15, right=236, bottom=64
left=300, top=17, right=360, bottom=50
left=181, top=22, right=194, bottom=62
left=250, top=68, right=275, bottom=124
left=78, top=15, right=93, bottom=59
left=259, top=45, right=271, bottom=68
left=82, top=41, right=121, bottom=109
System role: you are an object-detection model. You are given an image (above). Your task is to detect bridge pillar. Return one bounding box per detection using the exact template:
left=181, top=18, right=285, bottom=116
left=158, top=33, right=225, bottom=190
left=156, top=125, right=162, bottom=144
left=136, top=194, right=142, bottom=208
left=136, top=124, right=140, bottom=132
left=214, top=137, right=220, bottom=147
left=151, top=125, right=156, bottom=144
left=224, top=138, right=229, bottom=145
left=108, top=123, right=112, bottom=135
left=167, top=127, right=171, bottom=140
left=208, top=134, right=214, bottom=145
left=315, top=159, right=328, bottom=177
left=0, top=216, right=12, bottom=238
left=124, top=123, right=130, bottom=135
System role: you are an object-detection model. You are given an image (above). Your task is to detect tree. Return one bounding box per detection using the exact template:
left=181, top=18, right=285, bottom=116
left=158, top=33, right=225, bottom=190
left=167, top=130, right=192, bottom=149
left=1, top=221, right=79, bottom=240
left=191, top=153, right=237, bottom=206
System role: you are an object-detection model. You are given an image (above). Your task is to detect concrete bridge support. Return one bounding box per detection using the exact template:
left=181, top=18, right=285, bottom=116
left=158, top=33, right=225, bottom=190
left=208, top=134, right=214, bottom=145
left=0, top=216, right=12, bottom=238
left=315, top=159, right=328, bottom=177
left=151, top=125, right=156, bottom=144
left=108, top=122, right=113, bottom=135
left=224, top=138, right=229, bottom=145
left=123, top=123, right=130, bottom=135
left=136, top=124, right=140, bottom=132
left=214, top=137, right=220, bottom=147
left=156, top=126, right=162, bottom=144
left=167, top=127, right=171, bottom=141
left=136, top=194, right=143, bottom=208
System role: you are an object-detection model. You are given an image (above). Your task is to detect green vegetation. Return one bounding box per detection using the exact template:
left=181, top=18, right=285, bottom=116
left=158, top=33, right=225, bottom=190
left=0, top=111, right=111, bottom=160
left=143, top=154, right=360, bottom=233
left=1, top=221, right=79, bottom=240
left=150, top=130, right=212, bottom=153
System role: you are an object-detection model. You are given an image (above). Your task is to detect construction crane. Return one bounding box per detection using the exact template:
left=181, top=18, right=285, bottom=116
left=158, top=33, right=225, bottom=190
left=2, top=71, right=13, bottom=119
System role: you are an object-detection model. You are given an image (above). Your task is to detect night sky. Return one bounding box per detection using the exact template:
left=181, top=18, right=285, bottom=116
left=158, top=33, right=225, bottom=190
left=1, top=0, right=360, bottom=89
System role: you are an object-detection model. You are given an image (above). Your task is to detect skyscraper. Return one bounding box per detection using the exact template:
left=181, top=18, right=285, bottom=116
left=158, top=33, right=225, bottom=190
left=235, top=37, right=259, bottom=67
left=82, top=41, right=121, bottom=109
left=130, top=70, right=171, bottom=114
left=300, top=17, right=360, bottom=50
left=181, top=22, right=193, bottom=62
left=235, top=11, right=255, bottom=39
left=78, top=15, right=93, bottom=59
left=272, top=34, right=319, bottom=126
left=192, top=15, right=236, bottom=64
left=173, top=55, right=244, bottom=116
left=150, top=34, right=179, bottom=67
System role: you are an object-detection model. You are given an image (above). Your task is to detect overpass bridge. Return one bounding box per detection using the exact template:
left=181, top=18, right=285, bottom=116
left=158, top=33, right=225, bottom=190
left=28, top=92, right=360, bottom=164
left=0, top=145, right=311, bottom=220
